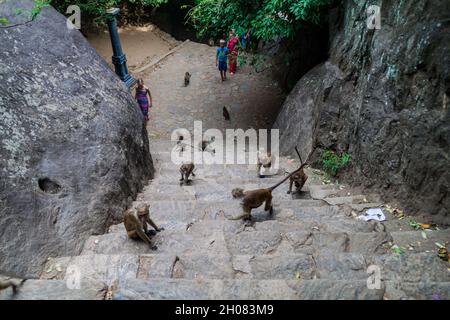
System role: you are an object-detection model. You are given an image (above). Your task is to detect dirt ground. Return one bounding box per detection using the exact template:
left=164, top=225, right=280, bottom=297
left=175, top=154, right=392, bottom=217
left=86, top=24, right=180, bottom=71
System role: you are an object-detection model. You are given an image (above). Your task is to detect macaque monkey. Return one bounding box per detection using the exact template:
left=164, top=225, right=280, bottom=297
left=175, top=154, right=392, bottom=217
left=180, top=162, right=196, bottom=185
left=200, top=136, right=216, bottom=154
left=230, top=149, right=315, bottom=221
left=0, top=277, right=26, bottom=294
left=287, top=147, right=308, bottom=194
left=230, top=167, right=307, bottom=221
left=184, top=72, right=191, bottom=87
left=257, top=148, right=274, bottom=177
left=124, top=204, right=164, bottom=250
left=223, top=106, right=231, bottom=121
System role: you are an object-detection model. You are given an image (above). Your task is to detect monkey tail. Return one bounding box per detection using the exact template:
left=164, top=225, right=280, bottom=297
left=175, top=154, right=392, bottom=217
left=269, top=166, right=304, bottom=191
left=295, top=146, right=303, bottom=165
left=269, top=147, right=316, bottom=191
left=228, top=213, right=249, bottom=221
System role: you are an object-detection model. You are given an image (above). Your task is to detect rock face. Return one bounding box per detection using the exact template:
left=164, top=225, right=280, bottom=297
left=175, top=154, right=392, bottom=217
left=274, top=0, right=450, bottom=225
left=0, top=0, right=154, bottom=276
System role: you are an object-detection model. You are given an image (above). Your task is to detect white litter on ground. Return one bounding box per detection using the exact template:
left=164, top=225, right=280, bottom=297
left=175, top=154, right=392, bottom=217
left=358, top=208, right=386, bottom=222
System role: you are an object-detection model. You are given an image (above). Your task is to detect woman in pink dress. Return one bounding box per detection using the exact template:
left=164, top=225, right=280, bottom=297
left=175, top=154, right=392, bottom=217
left=227, top=32, right=240, bottom=75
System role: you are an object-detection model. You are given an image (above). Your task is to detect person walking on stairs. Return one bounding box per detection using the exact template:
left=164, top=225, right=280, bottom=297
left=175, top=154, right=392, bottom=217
left=135, top=79, right=153, bottom=122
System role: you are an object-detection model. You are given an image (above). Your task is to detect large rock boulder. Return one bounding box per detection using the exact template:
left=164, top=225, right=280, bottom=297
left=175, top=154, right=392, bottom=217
left=274, top=0, right=450, bottom=225
left=0, top=0, right=154, bottom=276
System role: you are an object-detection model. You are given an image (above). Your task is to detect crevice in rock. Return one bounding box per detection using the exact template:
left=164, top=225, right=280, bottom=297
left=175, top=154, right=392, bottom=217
left=38, top=178, right=61, bottom=195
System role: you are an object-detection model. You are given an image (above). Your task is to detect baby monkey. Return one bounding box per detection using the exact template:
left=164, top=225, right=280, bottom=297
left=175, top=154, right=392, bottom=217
left=257, top=148, right=275, bottom=177
left=180, top=162, right=196, bottom=186
left=200, top=136, right=216, bottom=154
left=124, top=204, right=164, bottom=250
left=184, top=72, right=191, bottom=87
left=287, top=147, right=308, bottom=194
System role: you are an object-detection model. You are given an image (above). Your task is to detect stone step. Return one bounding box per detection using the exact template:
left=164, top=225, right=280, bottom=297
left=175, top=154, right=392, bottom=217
left=42, top=253, right=317, bottom=282
left=390, top=229, right=450, bottom=253
left=119, top=278, right=449, bottom=300
left=153, top=150, right=302, bottom=166
left=0, top=280, right=106, bottom=300
left=140, top=183, right=320, bottom=201
left=41, top=254, right=139, bottom=285
left=81, top=216, right=390, bottom=256
left=82, top=212, right=448, bottom=258
left=112, top=203, right=376, bottom=235
left=42, top=251, right=450, bottom=286
left=132, top=200, right=334, bottom=222
left=309, top=184, right=346, bottom=200
left=155, top=165, right=309, bottom=180
left=384, top=281, right=450, bottom=300
left=3, top=277, right=447, bottom=300
left=113, top=278, right=409, bottom=300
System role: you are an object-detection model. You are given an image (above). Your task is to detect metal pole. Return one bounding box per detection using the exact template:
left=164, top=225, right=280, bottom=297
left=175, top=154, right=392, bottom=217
left=106, top=8, right=136, bottom=88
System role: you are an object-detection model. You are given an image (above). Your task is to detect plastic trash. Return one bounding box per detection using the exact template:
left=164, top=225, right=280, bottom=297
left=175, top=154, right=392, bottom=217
left=358, top=208, right=386, bottom=222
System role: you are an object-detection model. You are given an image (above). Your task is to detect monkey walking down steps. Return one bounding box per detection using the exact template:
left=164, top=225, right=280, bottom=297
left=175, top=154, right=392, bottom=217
left=2, top=139, right=449, bottom=300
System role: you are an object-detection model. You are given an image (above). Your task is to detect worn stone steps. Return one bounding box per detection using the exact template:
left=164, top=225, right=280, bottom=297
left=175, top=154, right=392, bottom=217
left=0, top=280, right=106, bottom=300
left=6, top=138, right=447, bottom=301
left=80, top=215, right=446, bottom=258
left=40, top=251, right=450, bottom=287
left=131, top=200, right=335, bottom=220
left=113, top=278, right=450, bottom=300
left=3, top=277, right=447, bottom=300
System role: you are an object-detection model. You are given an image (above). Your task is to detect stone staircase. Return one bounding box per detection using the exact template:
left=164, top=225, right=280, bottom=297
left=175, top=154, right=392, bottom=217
left=2, top=140, right=449, bottom=300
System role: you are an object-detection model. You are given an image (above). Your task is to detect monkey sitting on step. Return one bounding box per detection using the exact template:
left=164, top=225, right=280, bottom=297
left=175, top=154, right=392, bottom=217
left=200, top=136, right=216, bottom=154
left=184, top=72, right=191, bottom=87
left=180, top=162, right=196, bottom=186
left=288, top=147, right=309, bottom=194
left=124, top=204, right=164, bottom=250
left=257, top=148, right=275, bottom=178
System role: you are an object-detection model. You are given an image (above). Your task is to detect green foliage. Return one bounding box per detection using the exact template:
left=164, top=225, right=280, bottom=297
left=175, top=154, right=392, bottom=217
left=50, top=0, right=168, bottom=23
left=321, top=150, right=350, bottom=176
left=0, top=0, right=50, bottom=28
left=31, top=0, right=51, bottom=19
left=0, top=17, right=10, bottom=25
left=186, top=0, right=333, bottom=41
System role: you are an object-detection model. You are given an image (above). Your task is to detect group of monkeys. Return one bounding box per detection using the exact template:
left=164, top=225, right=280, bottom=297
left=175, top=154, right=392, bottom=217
left=120, top=141, right=312, bottom=252
left=0, top=144, right=310, bottom=295
left=230, top=147, right=311, bottom=221
left=179, top=142, right=312, bottom=222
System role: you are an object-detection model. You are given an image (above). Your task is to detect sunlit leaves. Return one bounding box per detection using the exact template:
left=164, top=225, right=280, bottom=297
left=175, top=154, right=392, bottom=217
left=187, top=0, right=333, bottom=41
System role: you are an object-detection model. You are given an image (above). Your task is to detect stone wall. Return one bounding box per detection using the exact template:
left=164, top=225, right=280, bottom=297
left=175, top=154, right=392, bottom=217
left=274, top=0, right=449, bottom=225
left=0, top=0, right=154, bottom=276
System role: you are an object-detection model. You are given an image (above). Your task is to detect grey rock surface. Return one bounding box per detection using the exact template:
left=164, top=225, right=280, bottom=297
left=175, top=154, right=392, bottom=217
left=274, top=0, right=450, bottom=225
left=0, top=0, right=154, bottom=276
left=0, top=280, right=106, bottom=300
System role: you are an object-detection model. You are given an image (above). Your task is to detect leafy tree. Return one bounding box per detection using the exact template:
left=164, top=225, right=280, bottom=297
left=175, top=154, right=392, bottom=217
left=50, top=0, right=169, bottom=22
left=186, top=0, right=333, bottom=41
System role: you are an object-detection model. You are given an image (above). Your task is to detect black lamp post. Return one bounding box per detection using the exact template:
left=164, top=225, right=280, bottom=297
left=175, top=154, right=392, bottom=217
left=105, top=8, right=136, bottom=88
